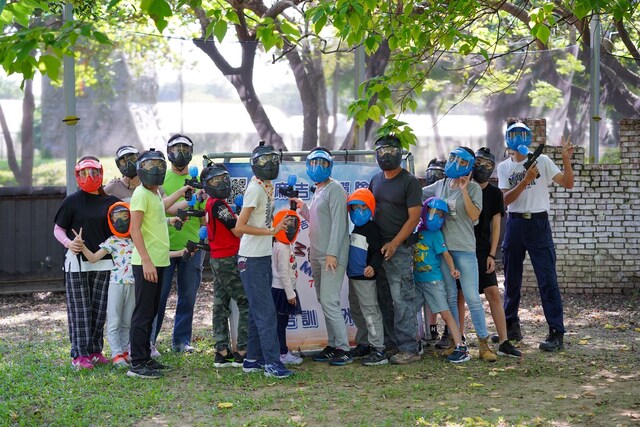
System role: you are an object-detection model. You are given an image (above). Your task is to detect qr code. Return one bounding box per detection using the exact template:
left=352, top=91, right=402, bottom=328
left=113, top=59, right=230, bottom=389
left=227, top=177, right=247, bottom=203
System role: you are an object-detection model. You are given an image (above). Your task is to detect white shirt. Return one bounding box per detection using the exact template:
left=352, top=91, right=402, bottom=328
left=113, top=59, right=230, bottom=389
left=497, top=154, right=560, bottom=213
left=238, top=179, right=274, bottom=257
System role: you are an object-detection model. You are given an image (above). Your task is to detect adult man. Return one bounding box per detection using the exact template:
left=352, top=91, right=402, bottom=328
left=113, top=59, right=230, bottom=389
left=368, top=135, right=422, bottom=364
left=153, top=134, right=204, bottom=353
left=104, top=145, right=141, bottom=203
left=497, top=120, right=574, bottom=352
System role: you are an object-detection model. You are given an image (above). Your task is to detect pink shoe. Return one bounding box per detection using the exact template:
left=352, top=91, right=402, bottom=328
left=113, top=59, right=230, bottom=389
left=89, top=352, right=111, bottom=365
left=72, top=356, right=94, bottom=370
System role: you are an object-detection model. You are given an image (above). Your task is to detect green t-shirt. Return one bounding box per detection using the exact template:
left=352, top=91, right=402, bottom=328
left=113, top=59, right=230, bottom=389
left=130, top=185, right=170, bottom=267
left=164, top=169, right=201, bottom=250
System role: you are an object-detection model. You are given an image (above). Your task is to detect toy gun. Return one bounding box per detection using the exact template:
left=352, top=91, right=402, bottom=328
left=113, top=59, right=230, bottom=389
left=184, top=165, right=203, bottom=200
left=233, top=194, right=243, bottom=216
left=278, top=174, right=298, bottom=211
left=183, top=226, right=208, bottom=262
left=175, top=194, right=205, bottom=231
left=523, top=143, right=544, bottom=179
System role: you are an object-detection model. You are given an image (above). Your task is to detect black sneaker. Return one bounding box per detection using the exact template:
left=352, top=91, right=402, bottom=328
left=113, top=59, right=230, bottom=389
left=312, top=346, right=336, bottom=362
left=507, top=320, right=523, bottom=342
left=435, top=333, right=452, bottom=349
left=127, top=363, right=163, bottom=379
left=428, top=330, right=440, bottom=345
left=329, top=349, right=353, bottom=366
left=350, top=344, right=371, bottom=359
left=539, top=328, right=564, bottom=352
left=146, top=359, right=173, bottom=371
left=232, top=352, right=245, bottom=368
left=362, top=349, right=389, bottom=366
left=498, top=340, right=523, bottom=357
left=214, top=351, right=235, bottom=368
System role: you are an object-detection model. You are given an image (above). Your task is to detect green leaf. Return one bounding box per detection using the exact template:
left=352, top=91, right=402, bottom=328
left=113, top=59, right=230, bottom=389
left=314, top=14, right=327, bottom=34
left=39, top=54, right=61, bottom=81
left=0, top=0, right=6, bottom=15
left=536, top=24, right=550, bottom=45
left=93, top=31, right=111, bottom=45
left=213, top=19, right=227, bottom=42
left=368, top=105, right=381, bottom=122
left=141, top=0, right=172, bottom=33
left=280, top=20, right=300, bottom=38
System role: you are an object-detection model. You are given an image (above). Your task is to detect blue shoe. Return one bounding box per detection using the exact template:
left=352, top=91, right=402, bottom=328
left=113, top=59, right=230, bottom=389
left=312, top=346, right=336, bottom=362
left=329, top=349, right=353, bottom=366
left=264, top=361, right=294, bottom=379
left=447, top=345, right=471, bottom=363
left=242, top=359, right=265, bottom=373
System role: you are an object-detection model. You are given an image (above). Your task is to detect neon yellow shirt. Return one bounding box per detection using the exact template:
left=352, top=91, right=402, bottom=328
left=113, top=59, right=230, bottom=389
left=164, top=169, right=201, bottom=250
left=130, top=185, right=170, bottom=267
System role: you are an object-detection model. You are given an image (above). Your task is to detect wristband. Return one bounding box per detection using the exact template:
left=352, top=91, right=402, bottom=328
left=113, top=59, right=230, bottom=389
left=488, top=254, right=496, bottom=260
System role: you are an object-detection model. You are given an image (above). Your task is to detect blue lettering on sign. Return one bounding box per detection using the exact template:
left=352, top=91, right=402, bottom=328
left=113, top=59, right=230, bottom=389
left=300, top=219, right=309, bottom=230
left=354, top=180, right=369, bottom=190
left=296, top=182, right=310, bottom=200
left=301, top=310, right=319, bottom=328
left=274, top=181, right=289, bottom=200
left=299, top=260, right=313, bottom=277
left=342, top=308, right=354, bottom=325
left=287, top=316, right=298, bottom=329
left=340, top=181, right=351, bottom=194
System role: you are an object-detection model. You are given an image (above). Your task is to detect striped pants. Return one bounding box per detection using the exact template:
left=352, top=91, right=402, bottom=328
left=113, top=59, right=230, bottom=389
left=64, top=271, right=110, bottom=358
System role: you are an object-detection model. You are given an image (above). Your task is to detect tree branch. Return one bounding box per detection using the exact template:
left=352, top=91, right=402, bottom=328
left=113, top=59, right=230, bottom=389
left=615, top=19, right=640, bottom=67
left=0, top=103, right=21, bottom=181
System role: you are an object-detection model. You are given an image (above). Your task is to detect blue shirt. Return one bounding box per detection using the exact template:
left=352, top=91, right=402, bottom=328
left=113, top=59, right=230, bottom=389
left=413, top=229, right=448, bottom=282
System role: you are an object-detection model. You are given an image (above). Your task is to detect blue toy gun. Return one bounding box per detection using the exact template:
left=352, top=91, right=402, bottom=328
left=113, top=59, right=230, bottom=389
left=184, top=165, right=203, bottom=200
left=183, top=226, right=209, bottom=262
left=233, top=194, right=243, bottom=216
left=174, top=194, right=205, bottom=231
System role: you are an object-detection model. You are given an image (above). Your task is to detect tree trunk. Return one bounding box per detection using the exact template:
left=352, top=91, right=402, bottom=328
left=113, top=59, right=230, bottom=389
left=193, top=38, right=286, bottom=151
left=21, top=79, right=35, bottom=187
left=285, top=44, right=318, bottom=151
left=0, top=103, right=21, bottom=182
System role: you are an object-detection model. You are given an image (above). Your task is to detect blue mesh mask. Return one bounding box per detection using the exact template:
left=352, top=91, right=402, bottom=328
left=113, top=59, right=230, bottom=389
left=306, top=150, right=333, bottom=183
left=505, top=123, right=532, bottom=155
left=348, top=202, right=372, bottom=227
left=445, top=148, right=475, bottom=178
left=421, top=197, right=448, bottom=231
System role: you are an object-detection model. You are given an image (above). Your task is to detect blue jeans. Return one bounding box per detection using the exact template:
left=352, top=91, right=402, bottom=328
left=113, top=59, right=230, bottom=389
left=238, top=255, right=280, bottom=364
left=502, top=217, right=564, bottom=333
left=441, top=250, right=489, bottom=339
left=153, top=250, right=203, bottom=348
left=380, top=245, right=418, bottom=354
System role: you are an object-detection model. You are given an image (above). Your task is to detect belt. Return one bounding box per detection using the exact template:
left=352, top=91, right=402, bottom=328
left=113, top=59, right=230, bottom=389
left=509, top=212, right=548, bottom=220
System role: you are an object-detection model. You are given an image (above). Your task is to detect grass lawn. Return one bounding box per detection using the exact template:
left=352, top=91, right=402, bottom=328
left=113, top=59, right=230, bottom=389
left=0, top=283, right=638, bottom=427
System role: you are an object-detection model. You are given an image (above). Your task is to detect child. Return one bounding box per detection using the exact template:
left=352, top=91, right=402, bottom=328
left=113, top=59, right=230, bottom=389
left=200, top=163, right=249, bottom=368
left=345, top=189, right=387, bottom=366
left=78, top=202, right=187, bottom=368
left=413, top=197, right=469, bottom=363
left=127, top=149, right=189, bottom=379
left=234, top=141, right=292, bottom=379
left=271, top=209, right=303, bottom=365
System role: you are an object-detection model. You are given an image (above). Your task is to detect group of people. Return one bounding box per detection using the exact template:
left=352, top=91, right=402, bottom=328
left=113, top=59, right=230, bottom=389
left=53, top=117, right=575, bottom=379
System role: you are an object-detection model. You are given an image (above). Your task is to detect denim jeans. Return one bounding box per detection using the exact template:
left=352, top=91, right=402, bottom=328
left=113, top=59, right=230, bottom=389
left=502, top=217, right=564, bottom=333
left=153, top=250, right=203, bottom=348
left=238, top=255, right=280, bottom=364
left=441, top=250, right=489, bottom=339
left=381, top=245, right=418, bottom=354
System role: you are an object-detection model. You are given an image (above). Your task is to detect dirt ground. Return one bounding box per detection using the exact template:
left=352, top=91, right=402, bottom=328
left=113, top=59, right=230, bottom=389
left=1, top=278, right=639, bottom=426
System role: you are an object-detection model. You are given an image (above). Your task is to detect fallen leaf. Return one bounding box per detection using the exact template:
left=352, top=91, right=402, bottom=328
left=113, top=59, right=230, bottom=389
left=579, top=339, right=589, bottom=345
left=555, top=395, right=567, bottom=399
left=634, top=328, right=640, bottom=333
left=488, top=371, right=498, bottom=376
left=217, top=402, right=233, bottom=409
left=488, top=407, right=501, bottom=412
left=470, top=383, right=484, bottom=387
left=604, top=324, right=615, bottom=329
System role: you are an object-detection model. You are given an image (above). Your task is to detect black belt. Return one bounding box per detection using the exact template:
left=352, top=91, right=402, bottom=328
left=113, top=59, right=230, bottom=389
left=509, top=212, right=548, bottom=220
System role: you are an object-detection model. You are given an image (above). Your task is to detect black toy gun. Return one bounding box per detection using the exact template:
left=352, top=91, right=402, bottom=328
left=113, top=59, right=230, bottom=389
left=182, top=226, right=209, bottom=262
left=184, top=165, right=203, bottom=200
left=523, top=143, right=544, bottom=178
left=278, top=174, right=299, bottom=211
left=174, top=194, right=205, bottom=231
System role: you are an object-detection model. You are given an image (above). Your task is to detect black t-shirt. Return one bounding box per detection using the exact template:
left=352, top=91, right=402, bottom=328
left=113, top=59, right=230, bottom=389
left=474, top=183, right=504, bottom=254
left=54, top=190, right=120, bottom=259
left=369, top=169, right=422, bottom=243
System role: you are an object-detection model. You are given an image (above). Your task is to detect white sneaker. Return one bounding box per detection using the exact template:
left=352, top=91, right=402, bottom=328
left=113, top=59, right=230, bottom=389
left=150, top=343, right=161, bottom=358
left=280, top=351, right=303, bottom=365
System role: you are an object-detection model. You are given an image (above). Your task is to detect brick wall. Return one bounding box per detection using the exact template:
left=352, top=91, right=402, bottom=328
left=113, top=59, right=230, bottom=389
left=517, top=118, right=640, bottom=294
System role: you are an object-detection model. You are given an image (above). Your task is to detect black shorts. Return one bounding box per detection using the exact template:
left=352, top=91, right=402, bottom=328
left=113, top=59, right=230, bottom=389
left=477, top=252, right=498, bottom=294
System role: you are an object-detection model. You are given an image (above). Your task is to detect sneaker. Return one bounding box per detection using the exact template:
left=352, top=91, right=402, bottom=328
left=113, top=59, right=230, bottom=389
left=150, top=343, right=161, bottom=358
left=264, top=361, right=294, bottom=379
left=173, top=343, right=195, bottom=353
left=329, top=349, right=353, bottom=366
left=350, top=344, right=371, bottom=359
left=242, top=359, right=265, bottom=373
left=507, top=320, right=523, bottom=342
left=280, top=351, right=303, bottom=365
left=490, top=334, right=500, bottom=344
left=447, top=345, right=471, bottom=363
left=435, top=333, right=452, bottom=349
left=389, top=351, right=421, bottom=365
left=112, top=354, right=129, bottom=368
left=122, top=351, right=132, bottom=363
left=441, top=341, right=456, bottom=357
left=362, top=349, right=389, bottom=366
left=127, top=363, right=163, bottom=379
left=539, top=328, right=564, bottom=352
left=417, top=341, right=425, bottom=355
left=498, top=340, right=523, bottom=357
left=213, top=351, right=235, bottom=368
left=232, top=352, right=246, bottom=368
left=89, top=352, right=111, bottom=365
left=427, top=328, right=440, bottom=345
left=146, top=359, right=172, bottom=371
left=72, top=356, right=94, bottom=370
left=312, top=346, right=336, bottom=362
